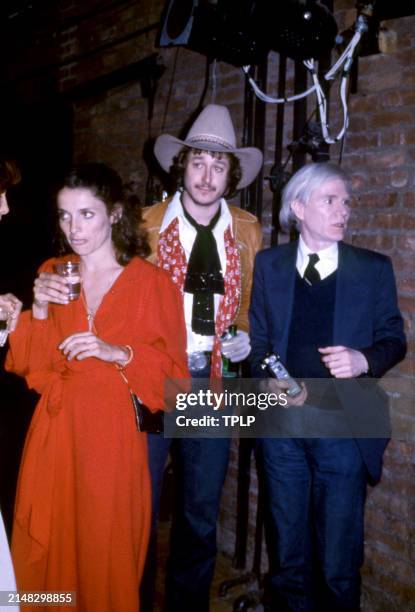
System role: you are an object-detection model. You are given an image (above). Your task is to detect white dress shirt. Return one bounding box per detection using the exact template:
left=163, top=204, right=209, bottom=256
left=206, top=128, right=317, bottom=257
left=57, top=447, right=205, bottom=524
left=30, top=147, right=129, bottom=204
left=159, top=191, right=233, bottom=353
left=296, top=236, right=339, bottom=280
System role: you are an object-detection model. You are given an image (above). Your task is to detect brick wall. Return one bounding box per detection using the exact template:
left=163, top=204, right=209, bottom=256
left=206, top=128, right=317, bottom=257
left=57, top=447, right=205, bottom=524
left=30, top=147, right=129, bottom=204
left=338, top=10, right=415, bottom=608
left=1, top=0, right=414, bottom=608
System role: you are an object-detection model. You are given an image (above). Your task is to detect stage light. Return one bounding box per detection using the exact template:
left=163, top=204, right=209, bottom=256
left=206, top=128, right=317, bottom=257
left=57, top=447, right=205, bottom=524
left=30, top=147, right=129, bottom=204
left=157, top=1, right=338, bottom=66
left=157, top=0, right=269, bottom=67
left=158, top=0, right=196, bottom=47
left=267, top=0, right=338, bottom=61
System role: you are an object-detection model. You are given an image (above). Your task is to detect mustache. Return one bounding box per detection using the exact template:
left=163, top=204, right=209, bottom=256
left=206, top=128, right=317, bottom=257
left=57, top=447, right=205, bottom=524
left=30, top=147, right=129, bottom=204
left=196, top=184, right=216, bottom=191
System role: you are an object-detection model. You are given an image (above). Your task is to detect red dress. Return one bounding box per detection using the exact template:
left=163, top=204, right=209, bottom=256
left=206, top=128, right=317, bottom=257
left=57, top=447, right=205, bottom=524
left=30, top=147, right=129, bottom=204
left=6, top=256, right=188, bottom=611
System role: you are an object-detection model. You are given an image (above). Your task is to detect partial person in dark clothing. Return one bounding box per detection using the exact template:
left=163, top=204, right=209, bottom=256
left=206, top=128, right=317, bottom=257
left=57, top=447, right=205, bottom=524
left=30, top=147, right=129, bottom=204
left=0, top=156, right=22, bottom=333
left=0, top=155, right=22, bottom=610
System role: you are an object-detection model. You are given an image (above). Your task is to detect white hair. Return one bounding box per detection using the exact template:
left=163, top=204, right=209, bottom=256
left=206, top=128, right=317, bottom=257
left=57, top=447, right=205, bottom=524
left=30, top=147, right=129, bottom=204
left=279, top=162, right=352, bottom=232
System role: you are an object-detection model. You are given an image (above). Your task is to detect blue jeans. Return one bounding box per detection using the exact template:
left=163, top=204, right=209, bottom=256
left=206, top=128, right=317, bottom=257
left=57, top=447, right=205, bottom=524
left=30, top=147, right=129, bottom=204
left=256, top=438, right=367, bottom=612
left=164, top=436, right=231, bottom=611
left=140, top=366, right=231, bottom=612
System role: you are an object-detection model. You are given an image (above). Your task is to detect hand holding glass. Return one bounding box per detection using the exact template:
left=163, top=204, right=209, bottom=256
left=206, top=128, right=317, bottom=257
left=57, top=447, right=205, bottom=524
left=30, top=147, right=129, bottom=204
left=54, top=262, right=81, bottom=301
left=0, top=306, right=12, bottom=347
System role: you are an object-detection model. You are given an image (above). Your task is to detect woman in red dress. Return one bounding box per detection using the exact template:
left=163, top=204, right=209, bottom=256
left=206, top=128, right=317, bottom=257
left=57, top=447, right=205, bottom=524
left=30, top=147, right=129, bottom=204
left=6, top=163, right=188, bottom=611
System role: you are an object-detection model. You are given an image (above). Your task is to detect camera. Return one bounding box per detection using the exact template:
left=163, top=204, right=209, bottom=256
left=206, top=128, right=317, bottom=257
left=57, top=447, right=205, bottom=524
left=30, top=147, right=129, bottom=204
left=261, top=353, right=302, bottom=397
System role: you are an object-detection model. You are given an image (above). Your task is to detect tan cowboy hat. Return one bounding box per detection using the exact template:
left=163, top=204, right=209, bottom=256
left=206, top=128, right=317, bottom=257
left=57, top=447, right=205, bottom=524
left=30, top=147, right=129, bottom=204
left=154, top=104, right=263, bottom=189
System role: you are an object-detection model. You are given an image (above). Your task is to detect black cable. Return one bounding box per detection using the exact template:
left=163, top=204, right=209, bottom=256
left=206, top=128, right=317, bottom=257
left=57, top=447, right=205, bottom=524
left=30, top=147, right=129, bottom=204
left=161, top=48, right=180, bottom=133
left=196, top=56, right=213, bottom=112
left=144, top=47, right=179, bottom=205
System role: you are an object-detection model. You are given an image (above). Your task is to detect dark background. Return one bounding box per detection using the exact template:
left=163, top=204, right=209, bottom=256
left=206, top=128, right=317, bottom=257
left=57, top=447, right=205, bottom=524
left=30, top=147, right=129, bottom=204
left=0, top=99, right=73, bottom=533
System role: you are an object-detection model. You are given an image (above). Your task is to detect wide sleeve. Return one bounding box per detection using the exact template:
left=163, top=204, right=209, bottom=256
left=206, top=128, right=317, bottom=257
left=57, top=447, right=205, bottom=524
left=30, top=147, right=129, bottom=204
left=5, top=310, right=63, bottom=395
left=5, top=258, right=63, bottom=395
left=235, top=219, right=262, bottom=332
left=121, top=267, right=189, bottom=412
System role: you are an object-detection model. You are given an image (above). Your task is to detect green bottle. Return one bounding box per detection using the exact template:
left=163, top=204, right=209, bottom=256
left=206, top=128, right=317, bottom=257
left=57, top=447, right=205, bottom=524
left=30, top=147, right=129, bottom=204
left=221, top=324, right=238, bottom=378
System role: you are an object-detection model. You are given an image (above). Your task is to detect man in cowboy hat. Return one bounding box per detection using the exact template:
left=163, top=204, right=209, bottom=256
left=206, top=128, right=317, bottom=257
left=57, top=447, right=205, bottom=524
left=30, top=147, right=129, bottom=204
left=140, top=104, right=263, bottom=612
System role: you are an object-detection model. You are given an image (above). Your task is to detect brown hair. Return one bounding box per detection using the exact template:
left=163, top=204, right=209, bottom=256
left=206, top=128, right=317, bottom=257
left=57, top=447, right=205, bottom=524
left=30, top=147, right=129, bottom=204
left=169, top=146, right=242, bottom=199
left=57, top=163, right=150, bottom=265
left=0, top=158, right=21, bottom=193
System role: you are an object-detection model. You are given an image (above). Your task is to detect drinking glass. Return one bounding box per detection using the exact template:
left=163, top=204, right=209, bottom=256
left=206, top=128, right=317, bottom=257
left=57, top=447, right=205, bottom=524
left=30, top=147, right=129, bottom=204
left=0, top=306, right=12, bottom=347
left=54, top=261, right=81, bottom=301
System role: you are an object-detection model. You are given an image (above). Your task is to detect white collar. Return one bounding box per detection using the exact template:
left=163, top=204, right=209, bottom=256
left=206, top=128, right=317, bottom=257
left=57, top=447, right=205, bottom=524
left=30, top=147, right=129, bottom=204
left=159, top=190, right=233, bottom=234
left=297, top=236, right=339, bottom=279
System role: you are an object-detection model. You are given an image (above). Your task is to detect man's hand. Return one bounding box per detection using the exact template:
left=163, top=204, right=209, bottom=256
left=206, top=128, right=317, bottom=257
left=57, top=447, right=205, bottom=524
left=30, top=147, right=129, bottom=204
left=221, top=330, right=251, bottom=362
left=319, top=346, right=369, bottom=378
left=260, top=378, right=308, bottom=407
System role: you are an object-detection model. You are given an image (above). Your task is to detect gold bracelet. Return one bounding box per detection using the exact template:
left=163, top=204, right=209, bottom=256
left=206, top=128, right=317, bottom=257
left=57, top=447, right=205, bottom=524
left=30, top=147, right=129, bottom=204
left=116, top=344, right=133, bottom=368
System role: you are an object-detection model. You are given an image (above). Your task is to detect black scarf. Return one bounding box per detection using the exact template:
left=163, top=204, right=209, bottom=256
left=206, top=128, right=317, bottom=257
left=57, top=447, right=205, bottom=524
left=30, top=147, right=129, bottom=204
left=183, top=204, right=225, bottom=335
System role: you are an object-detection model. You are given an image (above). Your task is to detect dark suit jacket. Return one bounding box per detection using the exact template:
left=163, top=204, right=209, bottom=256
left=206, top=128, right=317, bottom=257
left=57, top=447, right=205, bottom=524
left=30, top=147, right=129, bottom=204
left=249, top=240, right=407, bottom=484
